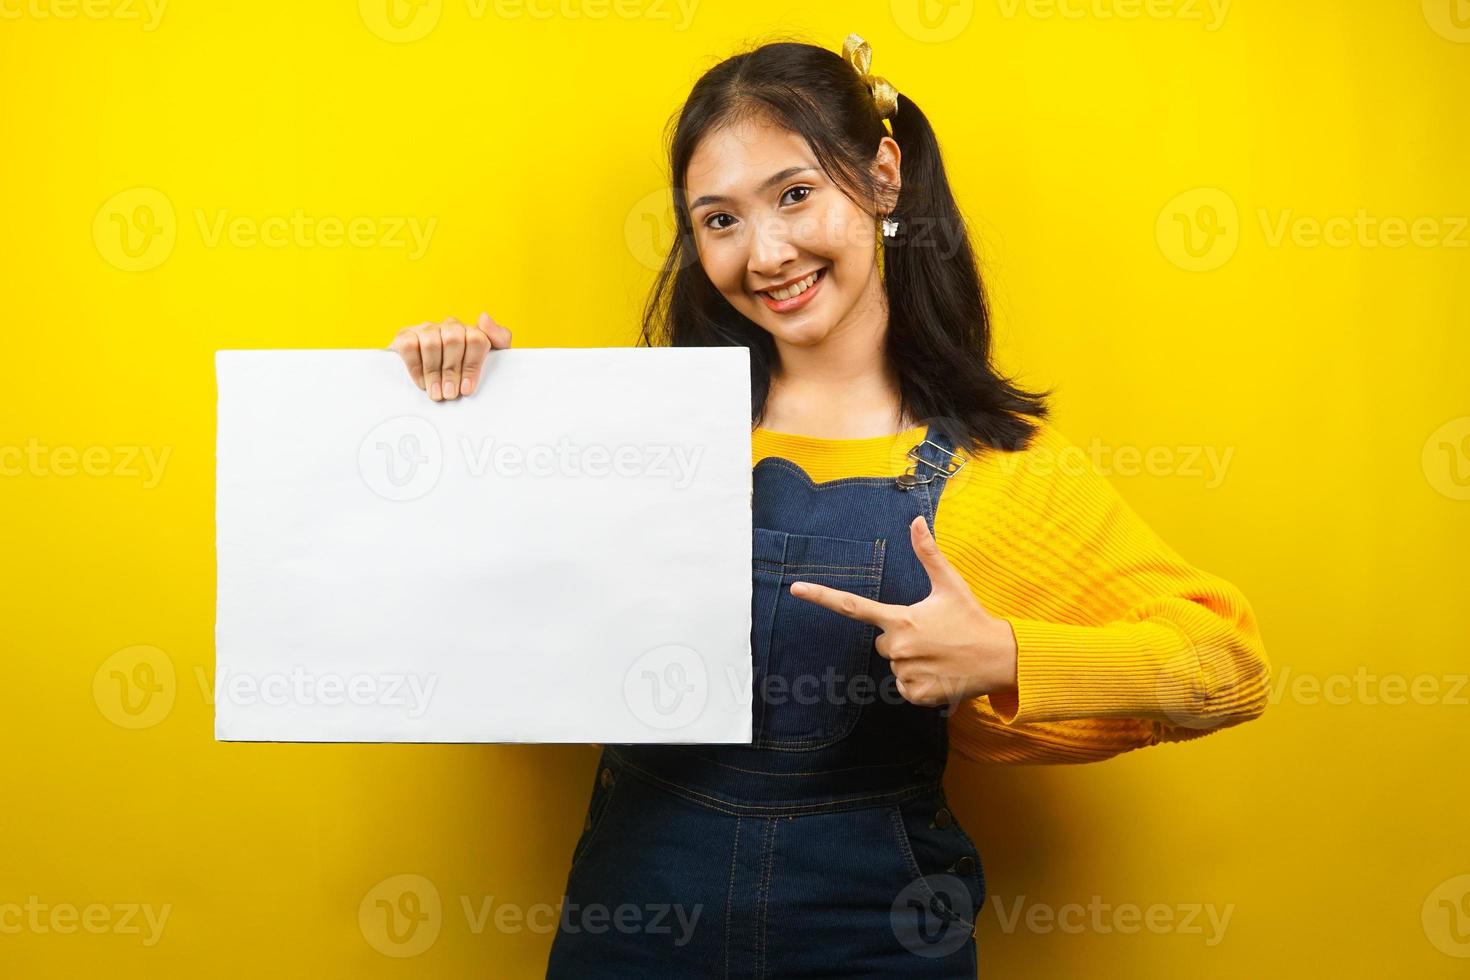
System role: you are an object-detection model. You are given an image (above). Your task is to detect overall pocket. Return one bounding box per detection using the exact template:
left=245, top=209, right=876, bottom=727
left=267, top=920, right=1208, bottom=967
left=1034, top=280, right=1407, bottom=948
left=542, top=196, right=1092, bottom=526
left=751, top=527, right=886, bottom=750
left=888, top=792, right=987, bottom=929
left=568, top=760, right=621, bottom=875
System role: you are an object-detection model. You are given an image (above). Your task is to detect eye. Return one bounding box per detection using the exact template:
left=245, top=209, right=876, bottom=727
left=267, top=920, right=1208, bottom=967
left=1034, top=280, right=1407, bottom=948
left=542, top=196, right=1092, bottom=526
left=700, top=186, right=811, bottom=232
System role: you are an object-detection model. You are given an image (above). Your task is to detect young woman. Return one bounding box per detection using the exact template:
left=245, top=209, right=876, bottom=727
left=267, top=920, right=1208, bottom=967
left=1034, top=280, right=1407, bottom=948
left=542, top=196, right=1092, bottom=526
left=388, top=32, right=1270, bottom=978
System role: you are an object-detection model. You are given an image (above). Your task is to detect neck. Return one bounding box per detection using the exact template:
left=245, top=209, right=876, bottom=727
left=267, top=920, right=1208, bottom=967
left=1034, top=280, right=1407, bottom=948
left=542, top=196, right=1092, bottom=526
left=759, top=266, right=910, bottom=438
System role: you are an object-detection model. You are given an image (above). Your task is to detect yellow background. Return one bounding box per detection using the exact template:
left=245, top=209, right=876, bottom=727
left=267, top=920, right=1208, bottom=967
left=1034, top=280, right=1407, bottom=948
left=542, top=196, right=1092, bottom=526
left=2, top=0, right=1467, bottom=975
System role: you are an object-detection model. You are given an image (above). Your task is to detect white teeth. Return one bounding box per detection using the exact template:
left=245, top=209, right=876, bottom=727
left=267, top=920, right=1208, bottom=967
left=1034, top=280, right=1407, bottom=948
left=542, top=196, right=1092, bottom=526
left=766, top=270, right=819, bottom=301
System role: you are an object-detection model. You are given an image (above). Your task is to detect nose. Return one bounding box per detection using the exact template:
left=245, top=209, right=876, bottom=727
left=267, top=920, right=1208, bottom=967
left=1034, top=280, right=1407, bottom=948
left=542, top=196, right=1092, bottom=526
left=746, top=213, right=799, bottom=285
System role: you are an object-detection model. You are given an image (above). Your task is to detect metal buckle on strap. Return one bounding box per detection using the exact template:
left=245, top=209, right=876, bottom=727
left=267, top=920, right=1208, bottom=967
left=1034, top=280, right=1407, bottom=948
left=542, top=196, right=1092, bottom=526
left=895, top=439, right=965, bottom=491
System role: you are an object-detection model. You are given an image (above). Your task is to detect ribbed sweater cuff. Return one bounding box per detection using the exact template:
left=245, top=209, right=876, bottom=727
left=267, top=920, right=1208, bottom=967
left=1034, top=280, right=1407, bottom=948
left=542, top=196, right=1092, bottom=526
left=985, top=617, right=1201, bottom=725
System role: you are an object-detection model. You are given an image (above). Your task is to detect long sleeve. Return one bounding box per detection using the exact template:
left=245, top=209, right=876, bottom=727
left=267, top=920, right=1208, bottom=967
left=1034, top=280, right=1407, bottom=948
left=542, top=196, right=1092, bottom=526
left=938, top=419, right=1272, bottom=764
left=751, top=417, right=1272, bottom=767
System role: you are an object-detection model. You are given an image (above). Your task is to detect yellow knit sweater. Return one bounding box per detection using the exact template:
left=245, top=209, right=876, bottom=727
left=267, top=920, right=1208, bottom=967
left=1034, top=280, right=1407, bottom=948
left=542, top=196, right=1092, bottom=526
left=752, top=416, right=1272, bottom=765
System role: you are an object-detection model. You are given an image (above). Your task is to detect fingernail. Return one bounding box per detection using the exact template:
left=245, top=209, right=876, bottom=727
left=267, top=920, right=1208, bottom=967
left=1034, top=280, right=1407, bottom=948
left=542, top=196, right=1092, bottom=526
left=791, top=583, right=808, bottom=596
left=430, top=382, right=441, bottom=400
left=461, top=378, right=472, bottom=395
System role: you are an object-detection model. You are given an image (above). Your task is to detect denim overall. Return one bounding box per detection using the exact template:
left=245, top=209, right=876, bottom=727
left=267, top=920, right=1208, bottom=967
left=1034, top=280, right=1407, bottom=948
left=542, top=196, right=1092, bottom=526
left=546, top=425, right=986, bottom=978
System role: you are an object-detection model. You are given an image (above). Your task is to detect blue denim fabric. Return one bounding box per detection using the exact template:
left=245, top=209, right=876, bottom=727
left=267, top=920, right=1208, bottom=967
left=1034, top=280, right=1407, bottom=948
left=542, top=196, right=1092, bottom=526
left=546, top=424, right=986, bottom=978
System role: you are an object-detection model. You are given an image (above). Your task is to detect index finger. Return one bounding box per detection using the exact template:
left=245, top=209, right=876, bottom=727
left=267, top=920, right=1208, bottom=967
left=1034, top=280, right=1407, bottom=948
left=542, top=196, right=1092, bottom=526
left=461, top=312, right=513, bottom=397
left=389, top=324, right=429, bottom=390
left=789, top=581, right=899, bottom=628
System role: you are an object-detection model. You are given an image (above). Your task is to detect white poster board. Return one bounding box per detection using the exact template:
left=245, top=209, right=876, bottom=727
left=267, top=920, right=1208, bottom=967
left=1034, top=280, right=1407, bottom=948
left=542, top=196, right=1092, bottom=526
left=215, top=347, right=753, bottom=743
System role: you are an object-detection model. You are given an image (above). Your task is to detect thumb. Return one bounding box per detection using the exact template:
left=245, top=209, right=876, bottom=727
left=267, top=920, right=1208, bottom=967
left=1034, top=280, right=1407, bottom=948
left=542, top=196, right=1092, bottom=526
left=476, top=311, right=513, bottom=349
left=909, top=515, right=966, bottom=593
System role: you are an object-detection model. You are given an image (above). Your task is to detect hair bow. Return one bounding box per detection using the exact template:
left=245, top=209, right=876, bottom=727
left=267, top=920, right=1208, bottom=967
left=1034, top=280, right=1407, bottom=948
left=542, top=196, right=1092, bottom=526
left=841, top=33, right=899, bottom=121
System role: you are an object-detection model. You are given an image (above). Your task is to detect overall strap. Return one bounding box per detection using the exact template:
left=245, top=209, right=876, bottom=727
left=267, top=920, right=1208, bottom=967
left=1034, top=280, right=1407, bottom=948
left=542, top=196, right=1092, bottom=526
left=895, top=422, right=966, bottom=494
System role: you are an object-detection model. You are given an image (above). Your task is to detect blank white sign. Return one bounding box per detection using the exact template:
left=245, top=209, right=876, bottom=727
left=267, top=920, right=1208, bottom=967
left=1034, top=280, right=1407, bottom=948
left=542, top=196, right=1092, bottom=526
left=215, top=347, right=753, bottom=743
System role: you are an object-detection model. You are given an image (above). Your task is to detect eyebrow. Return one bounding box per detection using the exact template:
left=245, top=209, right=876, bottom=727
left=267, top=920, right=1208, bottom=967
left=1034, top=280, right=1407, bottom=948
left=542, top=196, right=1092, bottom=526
left=688, top=166, right=818, bottom=212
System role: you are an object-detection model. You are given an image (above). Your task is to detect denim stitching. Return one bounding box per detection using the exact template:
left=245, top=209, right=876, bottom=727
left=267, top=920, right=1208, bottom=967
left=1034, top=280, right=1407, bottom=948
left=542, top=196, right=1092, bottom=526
left=945, top=809, right=988, bottom=907
left=723, top=817, right=741, bottom=979
left=754, top=561, right=881, bottom=575
left=751, top=620, right=878, bottom=751
left=663, top=747, right=935, bottom=777
left=755, top=457, right=910, bottom=489
left=604, top=752, right=934, bottom=816
left=755, top=817, right=776, bottom=978
left=888, top=805, right=979, bottom=932
left=752, top=543, right=884, bottom=751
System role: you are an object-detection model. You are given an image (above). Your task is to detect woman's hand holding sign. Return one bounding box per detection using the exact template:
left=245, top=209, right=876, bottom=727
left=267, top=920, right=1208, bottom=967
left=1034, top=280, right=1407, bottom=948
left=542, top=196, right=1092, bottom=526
left=789, top=515, right=1019, bottom=707
left=389, top=312, right=513, bottom=402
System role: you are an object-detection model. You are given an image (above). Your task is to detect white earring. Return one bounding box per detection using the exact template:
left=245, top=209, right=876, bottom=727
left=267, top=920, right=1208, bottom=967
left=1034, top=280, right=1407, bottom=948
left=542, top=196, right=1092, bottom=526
left=881, top=215, right=900, bottom=238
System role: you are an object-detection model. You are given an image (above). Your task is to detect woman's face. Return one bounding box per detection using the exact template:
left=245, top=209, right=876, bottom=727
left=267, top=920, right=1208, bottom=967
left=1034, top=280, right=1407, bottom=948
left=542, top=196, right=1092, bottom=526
left=684, top=115, right=900, bottom=350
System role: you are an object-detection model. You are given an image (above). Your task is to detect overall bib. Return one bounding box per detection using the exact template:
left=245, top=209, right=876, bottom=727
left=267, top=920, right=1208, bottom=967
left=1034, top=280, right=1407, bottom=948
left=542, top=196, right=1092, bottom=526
left=546, top=425, right=986, bottom=978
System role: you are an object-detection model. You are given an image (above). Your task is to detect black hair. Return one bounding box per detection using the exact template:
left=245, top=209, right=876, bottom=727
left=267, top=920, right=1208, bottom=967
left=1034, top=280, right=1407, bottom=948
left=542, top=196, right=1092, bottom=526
left=637, top=35, right=1053, bottom=455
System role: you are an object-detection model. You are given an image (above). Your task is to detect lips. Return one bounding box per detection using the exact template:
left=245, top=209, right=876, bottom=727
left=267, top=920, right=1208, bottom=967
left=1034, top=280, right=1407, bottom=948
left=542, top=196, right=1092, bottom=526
left=759, top=268, right=821, bottom=297
left=757, top=268, right=827, bottom=313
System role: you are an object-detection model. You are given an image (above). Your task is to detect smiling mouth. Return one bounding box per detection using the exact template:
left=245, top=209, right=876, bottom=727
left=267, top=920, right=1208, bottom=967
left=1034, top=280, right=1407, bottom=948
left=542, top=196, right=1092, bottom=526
left=757, top=267, right=826, bottom=301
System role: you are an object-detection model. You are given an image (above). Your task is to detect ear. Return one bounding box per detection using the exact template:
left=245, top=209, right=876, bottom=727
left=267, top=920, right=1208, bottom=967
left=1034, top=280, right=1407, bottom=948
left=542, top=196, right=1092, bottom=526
left=871, top=135, right=902, bottom=213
